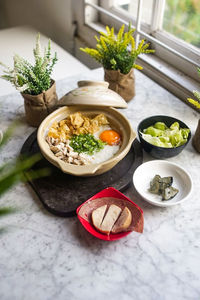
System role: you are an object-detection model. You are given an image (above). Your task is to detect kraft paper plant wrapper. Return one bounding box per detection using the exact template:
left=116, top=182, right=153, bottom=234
left=104, top=68, right=135, bottom=102
left=22, top=80, right=58, bottom=127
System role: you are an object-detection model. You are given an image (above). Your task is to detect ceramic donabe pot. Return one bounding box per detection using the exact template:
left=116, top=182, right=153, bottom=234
left=37, top=106, right=136, bottom=176
left=58, top=80, right=128, bottom=108
left=37, top=80, right=136, bottom=176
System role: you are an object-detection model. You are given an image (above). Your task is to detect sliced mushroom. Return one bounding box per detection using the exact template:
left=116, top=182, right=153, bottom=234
left=50, top=146, right=60, bottom=153
left=69, top=151, right=78, bottom=159
left=55, top=151, right=63, bottom=157
left=73, top=159, right=81, bottom=165
left=63, top=147, right=68, bottom=155
left=68, top=156, right=74, bottom=164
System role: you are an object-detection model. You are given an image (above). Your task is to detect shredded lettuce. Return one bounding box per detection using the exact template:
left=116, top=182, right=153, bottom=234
left=141, top=122, right=190, bottom=148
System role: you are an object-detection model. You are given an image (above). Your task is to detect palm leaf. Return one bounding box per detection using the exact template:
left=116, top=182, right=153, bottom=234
left=0, top=121, right=20, bottom=148
left=0, top=154, right=50, bottom=197
left=0, top=207, right=17, bottom=216
left=0, top=124, right=50, bottom=234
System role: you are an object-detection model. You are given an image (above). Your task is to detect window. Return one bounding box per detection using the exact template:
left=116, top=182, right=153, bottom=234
left=113, top=0, right=154, bottom=25
left=163, top=0, right=200, bottom=49
left=112, top=0, right=200, bottom=49
left=74, top=0, right=200, bottom=104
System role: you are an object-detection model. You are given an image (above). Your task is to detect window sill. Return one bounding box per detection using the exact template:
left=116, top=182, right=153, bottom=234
left=137, top=54, right=200, bottom=112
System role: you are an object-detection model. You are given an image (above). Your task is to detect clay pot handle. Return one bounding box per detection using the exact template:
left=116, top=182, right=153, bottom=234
left=78, top=80, right=109, bottom=89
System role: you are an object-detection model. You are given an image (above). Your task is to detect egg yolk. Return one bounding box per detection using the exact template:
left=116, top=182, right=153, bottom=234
left=100, top=130, right=121, bottom=145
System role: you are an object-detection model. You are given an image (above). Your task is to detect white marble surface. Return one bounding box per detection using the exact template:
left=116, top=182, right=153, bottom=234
left=0, top=68, right=200, bottom=300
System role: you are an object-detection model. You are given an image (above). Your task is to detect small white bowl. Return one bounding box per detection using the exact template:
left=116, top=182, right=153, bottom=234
left=133, top=160, right=192, bottom=207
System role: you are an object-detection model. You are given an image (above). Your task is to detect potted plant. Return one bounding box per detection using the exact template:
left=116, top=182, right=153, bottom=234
left=80, top=23, right=155, bottom=102
left=187, top=68, right=200, bottom=153
left=0, top=34, right=58, bottom=127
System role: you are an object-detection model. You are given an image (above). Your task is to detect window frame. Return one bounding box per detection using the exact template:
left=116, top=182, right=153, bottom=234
left=73, top=0, right=200, bottom=110
left=99, top=0, right=200, bottom=80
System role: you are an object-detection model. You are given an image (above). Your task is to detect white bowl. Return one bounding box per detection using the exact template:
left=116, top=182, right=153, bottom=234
left=133, top=160, right=193, bottom=207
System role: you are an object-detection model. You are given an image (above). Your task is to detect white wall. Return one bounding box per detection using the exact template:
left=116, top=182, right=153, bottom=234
left=0, top=0, right=74, bottom=53
left=0, top=0, right=96, bottom=68
left=75, top=37, right=100, bottom=69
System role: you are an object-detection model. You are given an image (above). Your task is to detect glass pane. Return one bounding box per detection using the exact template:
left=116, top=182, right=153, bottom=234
left=113, top=0, right=153, bottom=25
left=163, top=0, right=200, bottom=48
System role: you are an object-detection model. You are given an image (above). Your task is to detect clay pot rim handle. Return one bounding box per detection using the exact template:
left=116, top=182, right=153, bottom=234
left=78, top=80, right=109, bottom=89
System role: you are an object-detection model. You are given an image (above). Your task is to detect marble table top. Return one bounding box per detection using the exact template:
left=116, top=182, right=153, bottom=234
left=0, top=68, right=200, bottom=300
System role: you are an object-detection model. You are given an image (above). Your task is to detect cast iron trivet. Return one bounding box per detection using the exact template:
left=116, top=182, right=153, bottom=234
left=21, top=130, right=143, bottom=217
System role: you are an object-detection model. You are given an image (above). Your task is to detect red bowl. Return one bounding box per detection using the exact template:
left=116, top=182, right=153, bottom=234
left=76, top=187, right=144, bottom=241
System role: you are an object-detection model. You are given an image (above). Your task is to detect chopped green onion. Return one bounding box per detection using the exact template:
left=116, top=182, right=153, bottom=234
left=70, top=134, right=106, bottom=155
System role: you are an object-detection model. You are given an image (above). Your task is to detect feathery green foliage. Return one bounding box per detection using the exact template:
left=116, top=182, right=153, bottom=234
left=0, top=33, right=58, bottom=95
left=187, top=68, right=200, bottom=110
left=0, top=125, right=50, bottom=220
left=80, top=23, right=155, bottom=74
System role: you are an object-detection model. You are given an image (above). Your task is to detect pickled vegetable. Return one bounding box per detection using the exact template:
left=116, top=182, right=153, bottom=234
left=162, top=186, right=179, bottom=201
left=141, top=121, right=190, bottom=148
left=149, top=174, right=179, bottom=201
left=149, top=175, right=160, bottom=194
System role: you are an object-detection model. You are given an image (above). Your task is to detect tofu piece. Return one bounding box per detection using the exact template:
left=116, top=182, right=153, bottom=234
left=100, top=204, right=121, bottom=235
left=91, top=205, right=107, bottom=230
left=111, top=207, right=132, bottom=234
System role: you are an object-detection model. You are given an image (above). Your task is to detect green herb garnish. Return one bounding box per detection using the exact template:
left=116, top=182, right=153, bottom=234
left=70, top=134, right=106, bottom=155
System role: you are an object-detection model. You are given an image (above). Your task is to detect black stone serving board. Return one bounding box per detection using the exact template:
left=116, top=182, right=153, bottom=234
left=21, top=130, right=143, bottom=217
